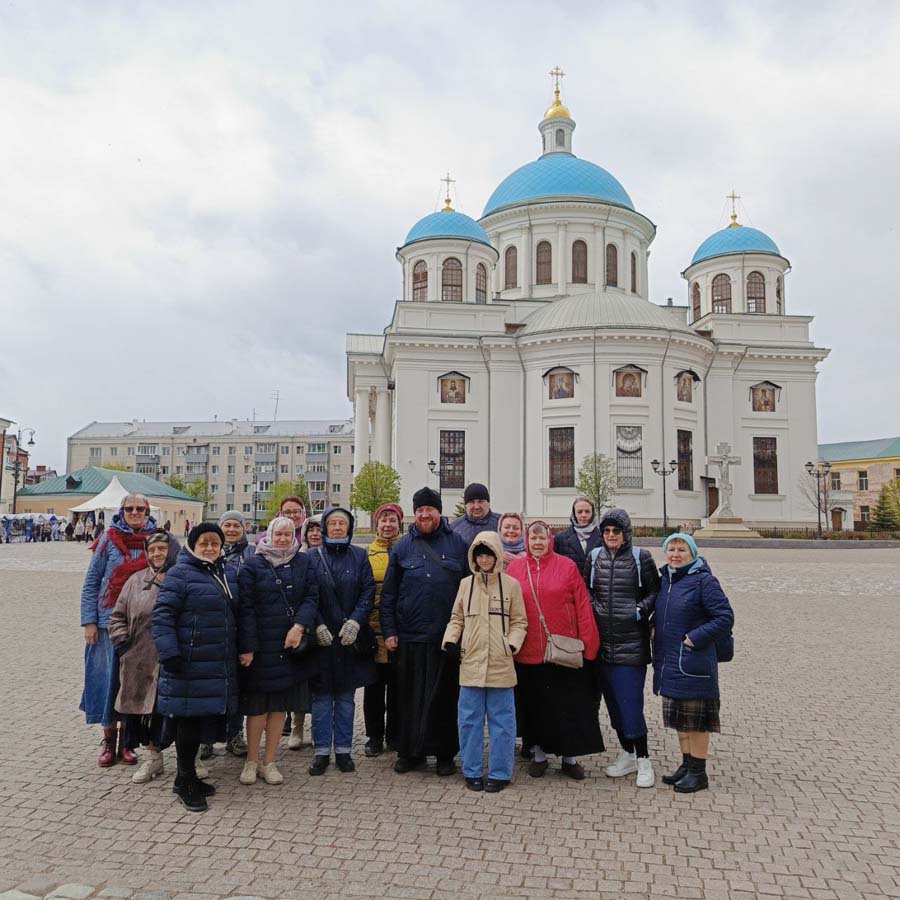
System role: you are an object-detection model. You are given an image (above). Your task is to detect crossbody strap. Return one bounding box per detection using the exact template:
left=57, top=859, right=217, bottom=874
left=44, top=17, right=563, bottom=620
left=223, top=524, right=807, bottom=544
left=525, top=563, right=552, bottom=642
left=418, top=537, right=454, bottom=573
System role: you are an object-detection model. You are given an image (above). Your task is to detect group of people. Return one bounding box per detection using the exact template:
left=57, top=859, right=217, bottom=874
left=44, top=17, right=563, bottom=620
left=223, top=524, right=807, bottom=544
left=79, top=481, right=734, bottom=813
left=1, top=515, right=82, bottom=542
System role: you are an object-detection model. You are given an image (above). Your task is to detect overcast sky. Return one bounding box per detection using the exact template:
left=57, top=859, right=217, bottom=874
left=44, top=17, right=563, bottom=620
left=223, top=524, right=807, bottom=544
left=2, top=1, right=898, bottom=471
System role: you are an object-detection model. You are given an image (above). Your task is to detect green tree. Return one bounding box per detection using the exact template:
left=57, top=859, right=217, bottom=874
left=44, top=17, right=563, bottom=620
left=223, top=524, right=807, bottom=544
left=265, top=479, right=312, bottom=524
left=453, top=496, right=466, bottom=519
left=871, top=484, right=900, bottom=531
left=575, top=452, right=618, bottom=514
left=349, top=462, right=401, bottom=516
left=165, top=474, right=209, bottom=505
left=102, top=462, right=133, bottom=472
left=165, top=474, right=187, bottom=492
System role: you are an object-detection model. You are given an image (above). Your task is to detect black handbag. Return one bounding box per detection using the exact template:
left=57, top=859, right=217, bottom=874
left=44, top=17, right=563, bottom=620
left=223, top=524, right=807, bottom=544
left=715, top=632, right=734, bottom=663
left=269, top=564, right=313, bottom=658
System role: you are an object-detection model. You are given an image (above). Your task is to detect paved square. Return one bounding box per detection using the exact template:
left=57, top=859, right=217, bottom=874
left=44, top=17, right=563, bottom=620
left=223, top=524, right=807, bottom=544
left=1, top=543, right=898, bottom=899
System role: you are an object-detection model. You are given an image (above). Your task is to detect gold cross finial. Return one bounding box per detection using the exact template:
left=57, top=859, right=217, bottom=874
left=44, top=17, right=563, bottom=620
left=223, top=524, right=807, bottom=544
left=441, top=172, right=456, bottom=212
left=549, top=65, right=566, bottom=100
left=727, top=189, right=741, bottom=227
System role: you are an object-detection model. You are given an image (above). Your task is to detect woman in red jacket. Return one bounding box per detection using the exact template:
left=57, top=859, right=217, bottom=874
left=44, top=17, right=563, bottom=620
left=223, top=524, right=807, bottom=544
left=507, top=521, right=603, bottom=780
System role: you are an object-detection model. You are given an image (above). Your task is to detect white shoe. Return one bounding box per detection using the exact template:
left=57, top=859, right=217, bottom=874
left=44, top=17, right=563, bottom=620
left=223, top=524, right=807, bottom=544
left=258, top=761, right=284, bottom=785
left=288, top=724, right=304, bottom=750
left=239, top=760, right=258, bottom=785
left=132, top=750, right=164, bottom=784
left=194, top=754, right=209, bottom=779
left=605, top=750, right=638, bottom=778
left=636, top=757, right=655, bottom=788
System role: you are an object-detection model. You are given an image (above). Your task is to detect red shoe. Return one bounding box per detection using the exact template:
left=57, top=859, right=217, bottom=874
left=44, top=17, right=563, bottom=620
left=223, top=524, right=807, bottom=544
left=98, top=728, right=116, bottom=767
left=117, top=728, right=138, bottom=765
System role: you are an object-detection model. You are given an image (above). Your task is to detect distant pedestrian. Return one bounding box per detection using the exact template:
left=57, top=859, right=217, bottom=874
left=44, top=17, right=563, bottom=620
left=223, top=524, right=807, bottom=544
left=74, top=519, right=85, bottom=542
left=163, top=519, right=171, bottom=533
left=184, top=519, right=190, bottom=538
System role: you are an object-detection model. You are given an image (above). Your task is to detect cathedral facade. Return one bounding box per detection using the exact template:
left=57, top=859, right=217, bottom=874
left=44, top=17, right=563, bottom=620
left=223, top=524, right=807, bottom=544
left=346, top=82, right=829, bottom=525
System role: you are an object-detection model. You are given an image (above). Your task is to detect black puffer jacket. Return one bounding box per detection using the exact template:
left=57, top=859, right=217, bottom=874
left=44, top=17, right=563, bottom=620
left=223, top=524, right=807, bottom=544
left=585, top=509, right=660, bottom=666
left=237, top=551, right=320, bottom=692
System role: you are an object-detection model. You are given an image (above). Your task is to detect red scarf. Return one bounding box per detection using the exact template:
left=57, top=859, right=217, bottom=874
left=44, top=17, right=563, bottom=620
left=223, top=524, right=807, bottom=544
left=100, top=528, right=150, bottom=608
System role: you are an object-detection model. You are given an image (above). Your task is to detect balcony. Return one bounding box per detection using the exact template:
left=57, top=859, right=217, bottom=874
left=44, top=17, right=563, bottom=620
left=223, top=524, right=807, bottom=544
left=184, top=451, right=208, bottom=463
left=306, top=452, right=328, bottom=464
left=184, top=472, right=208, bottom=485
left=254, top=452, right=277, bottom=464
left=136, top=454, right=160, bottom=465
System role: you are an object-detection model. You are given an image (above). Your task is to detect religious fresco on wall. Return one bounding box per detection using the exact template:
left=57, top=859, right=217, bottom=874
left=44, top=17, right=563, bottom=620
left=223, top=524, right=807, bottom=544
left=549, top=371, right=575, bottom=400
left=677, top=372, right=694, bottom=403
left=440, top=376, right=466, bottom=404
left=751, top=383, right=776, bottom=412
left=615, top=370, right=642, bottom=397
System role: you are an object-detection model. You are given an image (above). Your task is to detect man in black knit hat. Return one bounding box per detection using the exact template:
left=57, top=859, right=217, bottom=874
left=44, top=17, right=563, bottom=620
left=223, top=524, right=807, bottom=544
left=450, top=482, right=501, bottom=545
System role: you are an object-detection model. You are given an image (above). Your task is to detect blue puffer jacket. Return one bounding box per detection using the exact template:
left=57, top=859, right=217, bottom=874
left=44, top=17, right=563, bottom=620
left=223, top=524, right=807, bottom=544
left=380, top=518, right=469, bottom=643
left=152, top=547, right=239, bottom=718
left=80, top=514, right=158, bottom=628
left=237, top=551, right=319, bottom=692
left=652, top=557, right=734, bottom=700
left=449, top=510, right=501, bottom=546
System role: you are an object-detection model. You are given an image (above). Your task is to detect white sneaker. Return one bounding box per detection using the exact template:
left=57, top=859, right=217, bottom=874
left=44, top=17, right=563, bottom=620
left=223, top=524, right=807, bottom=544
left=636, top=757, right=655, bottom=788
left=605, top=750, right=638, bottom=778
left=258, top=761, right=284, bottom=785
left=239, top=760, right=258, bottom=785
left=132, top=750, right=164, bottom=784
left=194, top=755, right=209, bottom=779
left=288, top=724, right=304, bottom=751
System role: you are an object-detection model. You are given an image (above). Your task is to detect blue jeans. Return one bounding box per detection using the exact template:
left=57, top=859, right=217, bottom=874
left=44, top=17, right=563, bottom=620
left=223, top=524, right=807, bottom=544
left=311, top=689, right=355, bottom=755
left=458, top=686, right=516, bottom=781
left=598, top=662, right=647, bottom=740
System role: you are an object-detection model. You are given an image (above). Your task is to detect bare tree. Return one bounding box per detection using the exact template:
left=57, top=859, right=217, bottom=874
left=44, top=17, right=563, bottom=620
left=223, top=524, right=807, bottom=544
left=796, top=472, right=842, bottom=527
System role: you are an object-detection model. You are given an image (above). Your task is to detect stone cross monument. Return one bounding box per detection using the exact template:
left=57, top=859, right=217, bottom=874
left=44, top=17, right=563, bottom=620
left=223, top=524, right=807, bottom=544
left=708, top=441, right=740, bottom=519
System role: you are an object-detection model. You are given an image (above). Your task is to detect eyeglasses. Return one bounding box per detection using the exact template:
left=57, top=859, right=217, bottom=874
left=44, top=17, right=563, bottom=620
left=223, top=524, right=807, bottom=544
left=124, top=506, right=147, bottom=513
left=282, top=509, right=304, bottom=518
left=602, top=527, right=622, bottom=534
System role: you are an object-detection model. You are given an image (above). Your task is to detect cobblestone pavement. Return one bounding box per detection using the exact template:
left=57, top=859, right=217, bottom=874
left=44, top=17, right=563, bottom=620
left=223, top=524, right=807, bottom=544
left=1, top=543, right=898, bottom=900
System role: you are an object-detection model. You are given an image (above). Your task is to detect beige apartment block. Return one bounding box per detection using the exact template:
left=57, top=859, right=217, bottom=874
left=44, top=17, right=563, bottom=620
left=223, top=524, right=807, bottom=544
left=818, top=436, right=900, bottom=527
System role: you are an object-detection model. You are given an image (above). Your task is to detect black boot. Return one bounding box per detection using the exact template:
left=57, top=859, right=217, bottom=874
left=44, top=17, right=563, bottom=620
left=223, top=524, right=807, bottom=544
left=663, top=754, right=692, bottom=786
left=673, top=756, right=709, bottom=793
left=173, top=774, right=208, bottom=812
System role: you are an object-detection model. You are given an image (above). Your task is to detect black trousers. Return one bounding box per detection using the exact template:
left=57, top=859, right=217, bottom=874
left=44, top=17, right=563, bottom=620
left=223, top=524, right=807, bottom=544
left=175, top=719, right=203, bottom=779
left=363, top=662, right=397, bottom=744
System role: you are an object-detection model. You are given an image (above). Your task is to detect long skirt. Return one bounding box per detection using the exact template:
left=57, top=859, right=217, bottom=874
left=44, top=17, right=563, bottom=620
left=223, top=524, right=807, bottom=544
left=393, top=641, right=459, bottom=760
left=121, top=712, right=175, bottom=750
left=515, top=662, right=605, bottom=758
left=241, top=682, right=308, bottom=717
left=80, top=627, right=118, bottom=726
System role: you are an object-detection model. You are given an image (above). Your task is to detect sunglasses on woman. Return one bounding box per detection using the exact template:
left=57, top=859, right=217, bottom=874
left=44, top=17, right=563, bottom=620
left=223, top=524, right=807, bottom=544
left=124, top=506, right=147, bottom=513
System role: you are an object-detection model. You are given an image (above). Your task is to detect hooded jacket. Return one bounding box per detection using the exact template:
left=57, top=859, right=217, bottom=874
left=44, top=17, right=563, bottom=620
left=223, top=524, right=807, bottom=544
left=442, top=532, right=528, bottom=688
left=652, top=556, right=734, bottom=700
left=380, top=517, right=469, bottom=643
left=585, top=508, right=660, bottom=666
left=506, top=523, right=600, bottom=666
left=553, top=498, right=603, bottom=576
left=449, top=509, right=502, bottom=545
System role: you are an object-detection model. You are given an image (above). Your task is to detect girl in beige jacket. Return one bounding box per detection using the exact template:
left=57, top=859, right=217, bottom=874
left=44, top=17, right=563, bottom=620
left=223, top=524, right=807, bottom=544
left=442, top=531, right=527, bottom=792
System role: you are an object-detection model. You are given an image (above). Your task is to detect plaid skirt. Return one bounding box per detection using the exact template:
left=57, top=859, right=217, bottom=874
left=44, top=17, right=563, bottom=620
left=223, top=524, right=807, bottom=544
left=662, top=696, right=721, bottom=733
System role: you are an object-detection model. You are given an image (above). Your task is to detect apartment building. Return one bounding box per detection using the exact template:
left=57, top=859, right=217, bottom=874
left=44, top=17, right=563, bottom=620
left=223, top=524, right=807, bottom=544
left=68, top=419, right=356, bottom=520
left=818, top=436, right=900, bottom=527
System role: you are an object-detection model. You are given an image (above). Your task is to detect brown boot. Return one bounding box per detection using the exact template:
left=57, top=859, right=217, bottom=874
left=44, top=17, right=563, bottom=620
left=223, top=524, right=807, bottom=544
left=117, top=726, right=138, bottom=765
left=98, top=727, right=116, bottom=767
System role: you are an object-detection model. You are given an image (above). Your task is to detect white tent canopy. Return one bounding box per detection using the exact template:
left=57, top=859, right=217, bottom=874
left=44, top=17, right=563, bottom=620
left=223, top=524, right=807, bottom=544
left=68, top=476, right=162, bottom=523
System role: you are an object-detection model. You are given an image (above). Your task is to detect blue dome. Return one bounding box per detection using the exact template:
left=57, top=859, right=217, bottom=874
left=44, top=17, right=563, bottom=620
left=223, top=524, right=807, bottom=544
left=403, top=210, right=491, bottom=248
left=690, top=225, right=781, bottom=266
left=482, top=155, right=634, bottom=217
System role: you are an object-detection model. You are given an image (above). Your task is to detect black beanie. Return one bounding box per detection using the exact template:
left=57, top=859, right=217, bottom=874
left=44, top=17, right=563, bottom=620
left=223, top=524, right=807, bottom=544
left=412, top=486, right=442, bottom=512
left=187, top=522, right=225, bottom=550
left=463, top=482, right=490, bottom=503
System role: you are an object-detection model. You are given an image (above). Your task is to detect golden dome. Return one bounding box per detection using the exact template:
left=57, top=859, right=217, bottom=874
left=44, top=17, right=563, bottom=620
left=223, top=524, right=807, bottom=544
left=544, top=87, right=572, bottom=120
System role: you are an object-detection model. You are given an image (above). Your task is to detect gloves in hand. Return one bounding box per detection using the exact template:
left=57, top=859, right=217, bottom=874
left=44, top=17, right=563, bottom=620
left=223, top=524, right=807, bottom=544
left=339, top=619, right=360, bottom=646
left=161, top=656, right=184, bottom=675
left=315, top=625, right=334, bottom=647
left=442, top=642, right=461, bottom=662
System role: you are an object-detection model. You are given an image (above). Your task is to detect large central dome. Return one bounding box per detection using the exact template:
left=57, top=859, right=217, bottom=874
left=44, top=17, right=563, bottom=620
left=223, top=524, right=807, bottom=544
left=482, top=155, right=634, bottom=218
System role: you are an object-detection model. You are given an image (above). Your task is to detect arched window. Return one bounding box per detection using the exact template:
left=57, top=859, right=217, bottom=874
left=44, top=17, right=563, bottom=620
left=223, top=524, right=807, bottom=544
left=504, top=246, right=517, bottom=289
left=572, top=240, right=587, bottom=284
left=555, top=128, right=565, bottom=147
left=536, top=241, right=552, bottom=285
left=606, top=243, right=618, bottom=287
left=692, top=282, right=701, bottom=321
left=441, top=257, right=463, bottom=302
left=776, top=276, right=783, bottom=314
left=746, top=271, right=766, bottom=313
left=475, top=263, right=487, bottom=304
left=630, top=251, right=638, bottom=293
left=711, top=274, right=731, bottom=314
left=412, top=260, right=428, bottom=302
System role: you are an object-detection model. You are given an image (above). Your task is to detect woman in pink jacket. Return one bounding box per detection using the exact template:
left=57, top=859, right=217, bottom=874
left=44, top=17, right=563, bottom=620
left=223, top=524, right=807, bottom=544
left=507, top=521, right=603, bottom=780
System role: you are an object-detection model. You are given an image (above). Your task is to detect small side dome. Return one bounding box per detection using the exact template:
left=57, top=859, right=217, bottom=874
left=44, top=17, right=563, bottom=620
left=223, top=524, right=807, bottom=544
left=402, top=209, right=492, bottom=249
left=691, top=223, right=781, bottom=266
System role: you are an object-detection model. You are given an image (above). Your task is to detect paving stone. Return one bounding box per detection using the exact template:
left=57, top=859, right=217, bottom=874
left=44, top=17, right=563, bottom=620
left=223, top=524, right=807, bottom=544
left=0, top=892, right=42, bottom=900
left=97, top=891, right=133, bottom=899
left=47, top=887, right=95, bottom=900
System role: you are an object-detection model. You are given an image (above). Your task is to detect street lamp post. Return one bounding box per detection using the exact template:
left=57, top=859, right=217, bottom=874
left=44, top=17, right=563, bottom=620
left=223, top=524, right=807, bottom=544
left=650, top=458, right=677, bottom=531
left=427, top=459, right=437, bottom=486
left=804, top=459, right=832, bottom=539
left=11, top=428, right=36, bottom=515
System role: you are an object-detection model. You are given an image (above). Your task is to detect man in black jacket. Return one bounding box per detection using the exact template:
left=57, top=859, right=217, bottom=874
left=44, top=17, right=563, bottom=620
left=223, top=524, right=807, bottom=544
left=585, top=508, right=660, bottom=788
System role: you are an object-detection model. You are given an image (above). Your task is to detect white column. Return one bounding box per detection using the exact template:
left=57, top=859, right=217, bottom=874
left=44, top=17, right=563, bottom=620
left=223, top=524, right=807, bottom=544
left=354, top=388, right=369, bottom=477
left=374, top=388, right=391, bottom=464
left=557, top=221, right=567, bottom=295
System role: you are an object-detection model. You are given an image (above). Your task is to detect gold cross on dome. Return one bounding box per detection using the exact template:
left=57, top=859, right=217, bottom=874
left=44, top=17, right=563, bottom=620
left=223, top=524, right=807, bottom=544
left=549, top=66, right=566, bottom=92
left=441, top=172, right=456, bottom=211
left=727, top=189, right=741, bottom=226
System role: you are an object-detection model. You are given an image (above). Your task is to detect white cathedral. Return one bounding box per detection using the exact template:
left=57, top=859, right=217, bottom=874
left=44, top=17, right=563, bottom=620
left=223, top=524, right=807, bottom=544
left=346, top=78, right=829, bottom=525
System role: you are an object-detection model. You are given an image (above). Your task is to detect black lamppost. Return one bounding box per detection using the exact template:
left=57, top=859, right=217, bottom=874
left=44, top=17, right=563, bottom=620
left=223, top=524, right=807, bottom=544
left=804, top=459, right=832, bottom=539
left=11, top=427, right=36, bottom=515
left=650, top=458, right=677, bottom=531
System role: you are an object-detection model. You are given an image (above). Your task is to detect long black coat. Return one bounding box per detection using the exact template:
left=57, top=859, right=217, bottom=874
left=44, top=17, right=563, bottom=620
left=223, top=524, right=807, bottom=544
left=309, top=544, right=377, bottom=693
left=237, top=552, right=319, bottom=693
left=153, top=548, right=239, bottom=718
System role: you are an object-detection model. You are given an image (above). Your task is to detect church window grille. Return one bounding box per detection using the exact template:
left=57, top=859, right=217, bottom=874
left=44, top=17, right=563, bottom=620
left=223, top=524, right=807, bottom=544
left=677, top=430, right=693, bottom=491
left=572, top=240, right=587, bottom=283
left=616, top=426, right=643, bottom=488
left=440, top=430, right=465, bottom=489
left=692, top=282, right=701, bottom=322
left=412, top=261, right=428, bottom=301
left=606, top=244, right=618, bottom=287
left=548, top=427, right=575, bottom=488
left=746, top=271, right=766, bottom=313
left=504, top=246, right=517, bottom=288
left=475, top=263, right=487, bottom=303
left=536, top=241, right=552, bottom=285
left=555, top=128, right=565, bottom=147
left=712, top=274, right=731, bottom=314
left=776, top=276, right=783, bottom=314
left=753, top=437, right=778, bottom=494
left=630, top=251, right=637, bottom=293
left=441, top=257, right=463, bottom=302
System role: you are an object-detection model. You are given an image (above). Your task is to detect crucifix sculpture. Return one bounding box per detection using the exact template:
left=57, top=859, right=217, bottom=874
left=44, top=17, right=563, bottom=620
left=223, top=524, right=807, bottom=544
left=708, top=441, right=741, bottom=518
